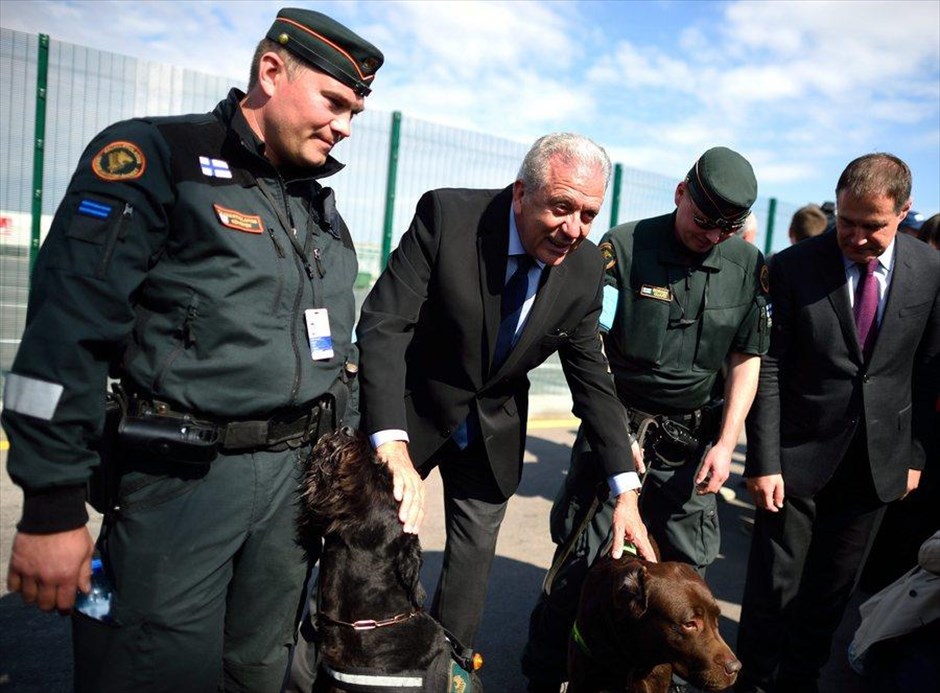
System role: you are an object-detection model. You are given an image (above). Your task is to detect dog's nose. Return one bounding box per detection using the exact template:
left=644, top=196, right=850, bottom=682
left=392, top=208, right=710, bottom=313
left=724, top=658, right=742, bottom=676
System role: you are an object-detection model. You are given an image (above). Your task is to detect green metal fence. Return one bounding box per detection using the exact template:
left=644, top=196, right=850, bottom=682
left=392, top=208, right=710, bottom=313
left=0, top=29, right=796, bottom=399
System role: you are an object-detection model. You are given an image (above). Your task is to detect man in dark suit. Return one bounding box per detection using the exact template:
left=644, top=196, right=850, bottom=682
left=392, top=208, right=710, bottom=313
left=736, top=153, right=940, bottom=692
left=355, top=133, right=657, bottom=652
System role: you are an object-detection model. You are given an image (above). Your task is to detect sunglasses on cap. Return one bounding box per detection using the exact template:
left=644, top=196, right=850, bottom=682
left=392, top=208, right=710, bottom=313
left=683, top=176, right=750, bottom=234
left=691, top=211, right=748, bottom=234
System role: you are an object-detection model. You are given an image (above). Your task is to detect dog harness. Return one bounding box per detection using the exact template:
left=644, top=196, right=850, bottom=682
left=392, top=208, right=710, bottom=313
left=316, top=607, right=479, bottom=692
left=320, top=651, right=474, bottom=693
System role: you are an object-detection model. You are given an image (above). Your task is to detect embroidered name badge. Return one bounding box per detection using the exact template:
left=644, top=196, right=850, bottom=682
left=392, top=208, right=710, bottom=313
left=92, top=141, right=145, bottom=181
left=639, top=284, right=672, bottom=302
left=213, top=203, right=263, bottom=233
left=200, top=156, right=232, bottom=179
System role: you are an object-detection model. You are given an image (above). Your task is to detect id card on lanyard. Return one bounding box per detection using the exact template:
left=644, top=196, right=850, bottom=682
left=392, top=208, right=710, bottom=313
left=305, top=308, right=334, bottom=360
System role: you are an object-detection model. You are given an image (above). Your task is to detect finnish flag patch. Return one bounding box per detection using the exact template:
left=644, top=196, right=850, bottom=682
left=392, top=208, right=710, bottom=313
left=199, top=156, right=232, bottom=179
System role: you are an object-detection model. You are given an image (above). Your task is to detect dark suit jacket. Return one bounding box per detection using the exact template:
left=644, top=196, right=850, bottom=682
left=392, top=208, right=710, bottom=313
left=357, top=186, right=632, bottom=498
left=745, top=230, right=940, bottom=501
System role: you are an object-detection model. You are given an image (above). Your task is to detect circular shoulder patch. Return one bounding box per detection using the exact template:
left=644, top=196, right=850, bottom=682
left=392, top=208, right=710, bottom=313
left=760, top=264, right=770, bottom=293
left=92, top=141, right=146, bottom=181
left=599, top=241, right=617, bottom=271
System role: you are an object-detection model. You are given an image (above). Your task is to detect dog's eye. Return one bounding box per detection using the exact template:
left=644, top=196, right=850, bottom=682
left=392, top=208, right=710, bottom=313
left=681, top=620, right=700, bottom=632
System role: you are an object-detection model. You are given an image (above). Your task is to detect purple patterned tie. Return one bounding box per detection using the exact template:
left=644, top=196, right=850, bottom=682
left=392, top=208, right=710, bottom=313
left=853, top=258, right=880, bottom=358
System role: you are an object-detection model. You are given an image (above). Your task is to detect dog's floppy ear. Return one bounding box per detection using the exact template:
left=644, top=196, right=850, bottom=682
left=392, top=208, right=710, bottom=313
left=394, top=535, right=427, bottom=607
left=613, top=562, right=649, bottom=619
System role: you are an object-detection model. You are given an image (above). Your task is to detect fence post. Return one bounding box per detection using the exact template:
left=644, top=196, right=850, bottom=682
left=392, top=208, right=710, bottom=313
left=380, top=111, right=402, bottom=270
left=30, top=33, right=50, bottom=282
left=764, top=197, right=777, bottom=257
left=609, top=163, right=623, bottom=229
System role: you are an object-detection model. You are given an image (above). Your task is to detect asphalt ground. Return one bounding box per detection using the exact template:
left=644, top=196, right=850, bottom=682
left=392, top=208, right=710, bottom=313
left=0, top=423, right=865, bottom=692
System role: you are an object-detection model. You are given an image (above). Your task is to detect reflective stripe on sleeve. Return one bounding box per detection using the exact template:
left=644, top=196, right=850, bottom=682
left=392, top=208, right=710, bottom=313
left=2, top=373, right=64, bottom=421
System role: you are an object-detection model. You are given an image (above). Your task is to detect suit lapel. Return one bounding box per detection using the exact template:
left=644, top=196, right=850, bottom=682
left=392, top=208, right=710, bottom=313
left=496, top=260, right=566, bottom=374
left=868, top=237, right=912, bottom=363
left=478, top=188, right=514, bottom=372
left=822, top=233, right=864, bottom=363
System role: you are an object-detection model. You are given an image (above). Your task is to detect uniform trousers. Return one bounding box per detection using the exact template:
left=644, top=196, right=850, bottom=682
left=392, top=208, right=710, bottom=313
left=428, top=438, right=510, bottom=649
left=736, top=431, right=885, bottom=693
left=521, top=423, right=718, bottom=686
left=73, top=446, right=309, bottom=693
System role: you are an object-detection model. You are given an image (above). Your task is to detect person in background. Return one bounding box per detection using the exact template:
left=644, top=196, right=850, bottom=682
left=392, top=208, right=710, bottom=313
left=850, top=531, right=940, bottom=692
left=896, top=208, right=925, bottom=240
left=739, top=211, right=758, bottom=244
left=921, top=213, right=940, bottom=249
left=820, top=200, right=837, bottom=233
left=737, top=153, right=940, bottom=693
left=524, top=146, right=770, bottom=693
left=788, top=203, right=829, bottom=244
left=2, top=8, right=381, bottom=691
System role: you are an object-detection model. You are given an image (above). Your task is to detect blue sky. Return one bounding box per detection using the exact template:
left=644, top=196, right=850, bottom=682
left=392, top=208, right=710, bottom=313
left=3, top=0, right=939, bottom=216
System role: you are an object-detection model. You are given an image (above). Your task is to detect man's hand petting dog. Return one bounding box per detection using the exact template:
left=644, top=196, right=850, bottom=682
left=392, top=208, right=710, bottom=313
left=297, top=429, right=479, bottom=693
left=376, top=440, right=426, bottom=534
left=611, top=491, right=657, bottom=562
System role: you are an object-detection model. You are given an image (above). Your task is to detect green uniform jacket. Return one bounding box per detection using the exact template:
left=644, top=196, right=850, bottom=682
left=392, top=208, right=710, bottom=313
left=2, top=89, right=358, bottom=532
left=599, top=212, right=769, bottom=413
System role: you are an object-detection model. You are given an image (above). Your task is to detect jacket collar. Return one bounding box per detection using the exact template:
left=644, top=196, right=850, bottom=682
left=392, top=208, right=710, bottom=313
left=658, top=211, right=722, bottom=270
left=215, top=88, right=345, bottom=182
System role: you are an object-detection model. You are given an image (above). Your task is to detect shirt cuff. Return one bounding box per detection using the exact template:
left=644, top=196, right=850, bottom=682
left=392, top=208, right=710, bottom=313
left=369, top=429, right=409, bottom=449
left=608, top=471, right=641, bottom=496
left=18, top=485, right=89, bottom=534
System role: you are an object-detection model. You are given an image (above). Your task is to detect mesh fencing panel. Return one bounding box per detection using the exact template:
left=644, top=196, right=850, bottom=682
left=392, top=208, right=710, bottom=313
left=1, top=29, right=801, bottom=402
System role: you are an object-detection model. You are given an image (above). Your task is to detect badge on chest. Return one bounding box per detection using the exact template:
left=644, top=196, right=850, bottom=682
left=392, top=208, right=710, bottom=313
left=639, top=284, right=673, bottom=302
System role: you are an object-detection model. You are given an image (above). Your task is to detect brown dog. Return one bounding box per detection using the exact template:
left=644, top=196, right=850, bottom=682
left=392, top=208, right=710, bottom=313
left=567, top=555, right=741, bottom=693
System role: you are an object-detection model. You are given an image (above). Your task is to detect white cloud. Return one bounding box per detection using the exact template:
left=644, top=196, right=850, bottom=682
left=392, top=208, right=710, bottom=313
left=2, top=0, right=937, bottom=213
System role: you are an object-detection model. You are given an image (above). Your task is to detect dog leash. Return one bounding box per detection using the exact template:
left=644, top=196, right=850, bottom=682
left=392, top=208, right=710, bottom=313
left=542, top=416, right=657, bottom=596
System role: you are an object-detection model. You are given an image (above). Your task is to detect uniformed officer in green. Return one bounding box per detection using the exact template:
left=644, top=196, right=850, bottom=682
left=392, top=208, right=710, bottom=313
left=1, top=8, right=382, bottom=691
left=523, top=147, right=769, bottom=693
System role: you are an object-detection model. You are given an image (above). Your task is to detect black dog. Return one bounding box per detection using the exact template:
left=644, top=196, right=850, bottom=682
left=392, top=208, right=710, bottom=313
left=297, top=428, right=478, bottom=692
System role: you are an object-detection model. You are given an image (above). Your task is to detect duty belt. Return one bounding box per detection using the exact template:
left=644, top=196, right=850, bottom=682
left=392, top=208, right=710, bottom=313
left=219, top=406, right=328, bottom=450
left=626, top=398, right=725, bottom=454
left=627, top=406, right=703, bottom=435
left=124, top=397, right=332, bottom=456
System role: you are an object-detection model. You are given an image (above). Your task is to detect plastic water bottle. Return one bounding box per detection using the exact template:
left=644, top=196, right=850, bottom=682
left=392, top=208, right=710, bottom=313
left=74, top=555, right=115, bottom=623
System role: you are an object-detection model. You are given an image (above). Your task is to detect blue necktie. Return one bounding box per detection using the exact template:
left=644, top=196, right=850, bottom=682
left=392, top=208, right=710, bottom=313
left=492, top=254, right=534, bottom=370
left=453, top=254, right=535, bottom=450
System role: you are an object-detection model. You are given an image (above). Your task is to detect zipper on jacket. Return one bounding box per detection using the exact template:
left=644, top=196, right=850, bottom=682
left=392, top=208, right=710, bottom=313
left=153, top=295, right=199, bottom=395
left=287, top=248, right=306, bottom=406
left=96, top=203, right=133, bottom=279
left=277, top=176, right=307, bottom=408
left=312, top=247, right=325, bottom=278
left=268, top=226, right=286, bottom=312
